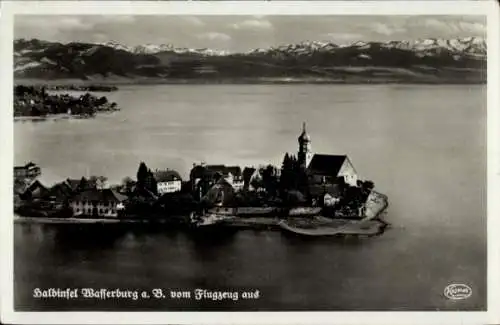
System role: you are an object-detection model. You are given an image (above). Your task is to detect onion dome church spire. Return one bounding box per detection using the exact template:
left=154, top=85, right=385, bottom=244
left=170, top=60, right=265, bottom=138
left=298, top=122, right=311, bottom=142
left=298, top=122, right=313, bottom=169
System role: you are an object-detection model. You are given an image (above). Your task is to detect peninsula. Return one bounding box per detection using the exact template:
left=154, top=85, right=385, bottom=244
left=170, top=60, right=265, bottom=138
left=14, top=85, right=119, bottom=120
left=14, top=124, right=389, bottom=237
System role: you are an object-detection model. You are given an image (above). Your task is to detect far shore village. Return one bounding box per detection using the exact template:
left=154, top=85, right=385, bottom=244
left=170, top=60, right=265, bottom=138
left=14, top=123, right=373, bottom=219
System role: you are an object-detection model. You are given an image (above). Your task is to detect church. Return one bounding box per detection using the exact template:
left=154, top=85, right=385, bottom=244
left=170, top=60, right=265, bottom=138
left=297, top=122, right=358, bottom=187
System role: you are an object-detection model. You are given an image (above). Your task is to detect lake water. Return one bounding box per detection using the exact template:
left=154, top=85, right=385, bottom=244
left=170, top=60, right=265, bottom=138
left=14, top=84, right=487, bottom=311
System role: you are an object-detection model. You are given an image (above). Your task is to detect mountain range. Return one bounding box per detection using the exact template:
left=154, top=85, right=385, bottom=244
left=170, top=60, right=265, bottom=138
left=14, top=37, right=487, bottom=84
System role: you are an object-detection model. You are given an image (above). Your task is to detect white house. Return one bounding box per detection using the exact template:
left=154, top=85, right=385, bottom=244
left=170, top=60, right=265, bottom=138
left=70, top=189, right=127, bottom=218
left=154, top=170, right=182, bottom=194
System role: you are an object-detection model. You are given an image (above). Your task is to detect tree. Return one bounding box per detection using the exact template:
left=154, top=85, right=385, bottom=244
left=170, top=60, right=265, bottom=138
left=96, top=176, right=108, bottom=189
left=360, top=180, right=375, bottom=201
left=88, top=175, right=108, bottom=189
left=147, top=169, right=158, bottom=195
left=261, top=164, right=278, bottom=197
left=76, top=177, right=89, bottom=192
left=98, top=96, right=108, bottom=105
left=344, top=186, right=360, bottom=205
left=88, top=176, right=99, bottom=189
left=121, top=176, right=136, bottom=194
left=280, top=153, right=295, bottom=193
left=137, top=162, right=149, bottom=186
left=134, top=162, right=159, bottom=195
left=363, top=180, right=375, bottom=191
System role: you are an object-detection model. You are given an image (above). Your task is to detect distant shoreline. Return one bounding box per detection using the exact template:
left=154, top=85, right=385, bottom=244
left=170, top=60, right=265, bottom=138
left=15, top=77, right=486, bottom=86
left=13, top=114, right=93, bottom=122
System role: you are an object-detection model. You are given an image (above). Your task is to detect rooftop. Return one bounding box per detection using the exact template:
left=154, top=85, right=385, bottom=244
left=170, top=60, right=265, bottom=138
left=307, top=154, right=347, bottom=176
left=65, top=177, right=87, bottom=191
left=191, top=164, right=242, bottom=179
left=154, top=170, right=182, bottom=182
left=72, top=188, right=127, bottom=203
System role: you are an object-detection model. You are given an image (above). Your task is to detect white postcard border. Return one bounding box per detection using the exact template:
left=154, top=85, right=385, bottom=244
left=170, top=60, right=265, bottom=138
left=1, top=1, right=498, bottom=324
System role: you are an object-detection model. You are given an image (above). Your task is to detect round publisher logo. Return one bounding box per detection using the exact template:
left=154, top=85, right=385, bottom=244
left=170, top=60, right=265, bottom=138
left=444, top=284, right=472, bottom=300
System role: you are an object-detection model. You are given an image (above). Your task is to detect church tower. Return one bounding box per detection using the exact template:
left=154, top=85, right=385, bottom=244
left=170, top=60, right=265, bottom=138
left=298, top=122, right=313, bottom=169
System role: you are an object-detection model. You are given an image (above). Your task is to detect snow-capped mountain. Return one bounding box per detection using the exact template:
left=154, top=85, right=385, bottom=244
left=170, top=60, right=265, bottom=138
left=16, top=36, right=487, bottom=59
left=101, top=41, right=229, bottom=56
left=13, top=37, right=486, bottom=82
left=251, top=36, right=486, bottom=58
left=100, top=40, right=134, bottom=52
left=385, top=37, right=486, bottom=56
left=102, top=41, right=175, bottom=54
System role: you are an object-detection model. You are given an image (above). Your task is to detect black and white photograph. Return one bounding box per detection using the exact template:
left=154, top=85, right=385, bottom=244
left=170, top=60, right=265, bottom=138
left=1, top=0, right=499, bottom=323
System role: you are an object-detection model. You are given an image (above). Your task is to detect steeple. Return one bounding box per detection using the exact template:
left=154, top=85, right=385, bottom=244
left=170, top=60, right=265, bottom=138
left=298, top=122, right=313, bottom=169
left=298, top=122, right=311, bottom=142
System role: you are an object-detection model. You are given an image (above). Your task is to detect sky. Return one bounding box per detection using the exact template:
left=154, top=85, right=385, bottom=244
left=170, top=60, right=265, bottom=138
left=14, top=15, right=486, bottom=52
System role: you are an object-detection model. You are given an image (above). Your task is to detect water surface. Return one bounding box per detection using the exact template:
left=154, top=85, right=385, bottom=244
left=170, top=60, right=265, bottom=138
left=14, top=84, right=486, bottom=310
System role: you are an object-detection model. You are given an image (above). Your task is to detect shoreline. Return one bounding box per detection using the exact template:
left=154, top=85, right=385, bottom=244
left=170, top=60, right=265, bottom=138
left=13, top=114, right=91, bottom=122
left=15, top=78, right=486, bottom=86
left=14, top=85, right=120, bottom=121
left=13, top=191, right=390, bottom=236
left=13, top=83, right=118, bottom=92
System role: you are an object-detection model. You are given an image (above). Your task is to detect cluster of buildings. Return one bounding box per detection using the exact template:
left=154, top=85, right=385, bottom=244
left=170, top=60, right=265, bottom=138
left=188, top=164, right=263, bottom=206
left=186, top=122, right=360, bottom=207
left=14, top=171, right=128, bottom=218
left=14, top=123, right=361, bottom=218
